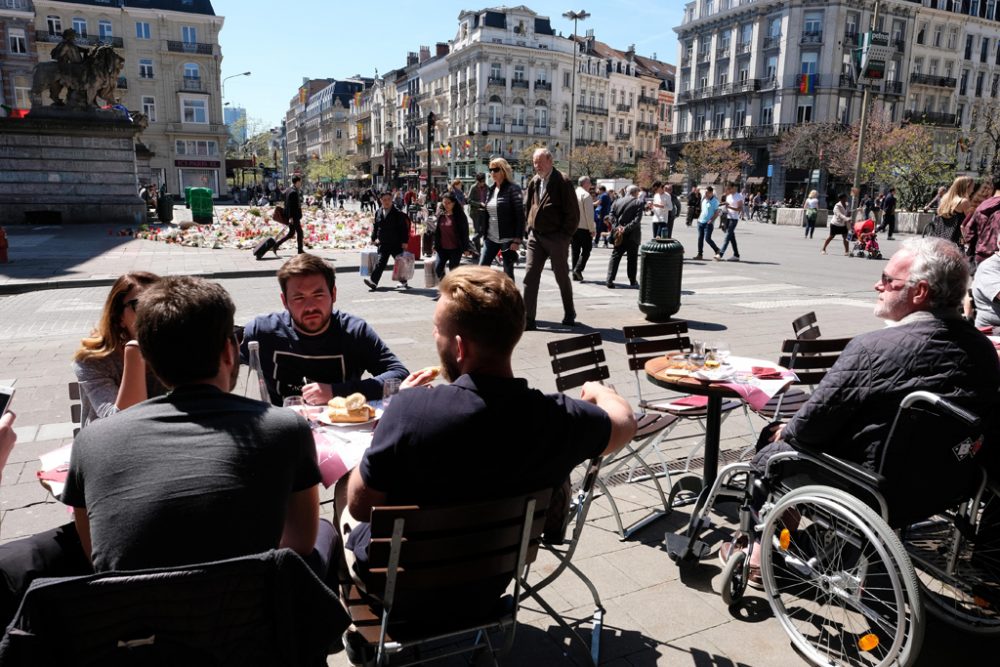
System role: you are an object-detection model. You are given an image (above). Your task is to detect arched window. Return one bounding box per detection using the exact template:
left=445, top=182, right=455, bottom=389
left=183, top=63, right=200, bottom=80
left=535, top=100, right=548, bottom=129
left=512, top=97, right=525, bottom=126
left=488, top=95, right=502, bottom=126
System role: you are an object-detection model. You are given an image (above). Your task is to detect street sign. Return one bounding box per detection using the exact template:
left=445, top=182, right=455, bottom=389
left=856, top=31, right=891, bottom=85
left=811, top=169, right=821, bottom=182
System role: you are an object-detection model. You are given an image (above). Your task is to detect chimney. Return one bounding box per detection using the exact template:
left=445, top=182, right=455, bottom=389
left=436, top=42, right=449, bottom=57
left=419, top=46, right=430, bottom=62
left=626, top=44, right=636, bottom=60
left=407, top=51, right=418, bottom=66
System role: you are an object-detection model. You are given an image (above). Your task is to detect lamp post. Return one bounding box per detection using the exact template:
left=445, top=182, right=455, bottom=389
left=563, top=10, right=589, bottom=179
left=851, top=0, right=880, bottom=218
left=221, top=70, right=251, bottom=103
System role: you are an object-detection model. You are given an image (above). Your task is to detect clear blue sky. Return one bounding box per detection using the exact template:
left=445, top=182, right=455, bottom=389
left=215, top=0, right=685, bottom=129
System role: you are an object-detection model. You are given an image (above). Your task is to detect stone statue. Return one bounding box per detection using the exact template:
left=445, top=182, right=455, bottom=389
left=30, top=42, right=124, bottom=109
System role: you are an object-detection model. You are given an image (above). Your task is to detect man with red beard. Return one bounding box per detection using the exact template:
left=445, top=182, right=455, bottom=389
left=240, top=254, right=408, bottom=406
left=336, top=266, right=636, bottom=616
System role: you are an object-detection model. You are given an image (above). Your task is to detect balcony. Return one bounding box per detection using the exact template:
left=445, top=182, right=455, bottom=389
left=910, top=73, right=956, bottom=89
left=763, top=35, right=781, bottom=49
left=166, top=40, right=214, bottom=55
left=697, top=51, right=711, bottom=63
left=510, top=124, right=527, bottom=134
left=534, top=80, right=551, bottom=91
left=35, top=31, right=123, bottom=48
left=181, top=76, right=203, bottom=92
left=681, top=55, right=691, bottom=68
left=487, top=76, right=506, bottom=87
left=165, top=122, right=228, bottom=134
left=844, top=30, right=860, bottom=46
left=716, top=46, right=731, bottom=59
left=737, top=41, right=752, bottom=54
left=661, top=122, right=801, bottom=146
left=616, top=103, right=632, bottom=112
left=511, top=79, right=529, bottom=88
left=903, top=110, right=958, bottom=126
left=486, top=123, right=503, bottom=132
left=615, top=132, right=632, bottom=141
left=638, top=94, right=657, bottom=106
left=576, top=104, right=609, bottom=116
left=637, top=121, right=658, bottom=132
left=883, top=80, right=904, bottom=96
left=574, top=138, right=602, bottom=147
left=433, top=87, right=444, bottom=96
left=532, top=126, right=549, bottom=136
left=800, top=31, right=823, bottom=44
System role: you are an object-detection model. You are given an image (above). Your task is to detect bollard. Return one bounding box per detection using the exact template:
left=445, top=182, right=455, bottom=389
left=0, top=227, right=8, bottom=263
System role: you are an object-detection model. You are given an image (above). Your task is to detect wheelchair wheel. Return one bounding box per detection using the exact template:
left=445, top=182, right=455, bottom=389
left=719, top=548, right=748, bottom=606
left=759, top=485, right=924, bottom=667
left=901, top=482, right=1000, bottom=633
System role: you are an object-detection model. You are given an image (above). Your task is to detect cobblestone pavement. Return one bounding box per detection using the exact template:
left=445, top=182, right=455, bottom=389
left=0, top=214, right=991, bottom=665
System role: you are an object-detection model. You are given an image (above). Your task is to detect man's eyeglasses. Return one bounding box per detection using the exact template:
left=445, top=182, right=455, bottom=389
left=488, top=167, right=501, bottom=173
left=880, top=273, right=913, bottom=289
left=123, top=298, right=140, bottom=312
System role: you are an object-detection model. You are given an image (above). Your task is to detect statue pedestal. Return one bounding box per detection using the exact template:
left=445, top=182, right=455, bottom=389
left=0, top=110, right=146, bottom=225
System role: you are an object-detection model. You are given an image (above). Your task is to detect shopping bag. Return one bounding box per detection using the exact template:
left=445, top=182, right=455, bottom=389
left=422, top=230, right=434, bottom=257
left=406, top=223, right=421, bottom=256
left=359, top=248, right=379, bottom=277
left=271, top=206, right=287, bottom=224
left=392, top=251, right=415, bottom=282
left=424, top=260, right=439, bottom=288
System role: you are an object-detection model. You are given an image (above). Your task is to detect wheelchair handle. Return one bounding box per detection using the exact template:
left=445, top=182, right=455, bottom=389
left=900, top=391, right=980, bottom=428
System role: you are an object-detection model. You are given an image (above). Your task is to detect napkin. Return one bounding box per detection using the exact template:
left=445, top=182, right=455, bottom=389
left=669, top=395, right=709, bottom=408
left=752, top=366, right=784, bottom=380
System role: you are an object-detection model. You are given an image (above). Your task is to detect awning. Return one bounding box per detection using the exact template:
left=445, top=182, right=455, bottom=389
left=726, top=171, right=741, bottom=184
left=667, top=173, right=686, bottom=184
left=745, top=176, right=765, bottom=184
left=701, top=172, right=718, bottom=183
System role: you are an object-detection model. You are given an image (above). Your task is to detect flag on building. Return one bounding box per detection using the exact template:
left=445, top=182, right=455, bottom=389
left=354, top=92, right=362, bottom=108
left=401, top=94, right=409, bottom=108
left=799, top=73, right=816, bottom=95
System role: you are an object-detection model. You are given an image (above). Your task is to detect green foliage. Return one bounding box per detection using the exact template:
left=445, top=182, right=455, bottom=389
left=306, top=154, right=353, bottom=184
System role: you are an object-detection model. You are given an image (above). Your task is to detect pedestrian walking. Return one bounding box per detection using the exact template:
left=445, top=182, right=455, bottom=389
left=433, top=193, right=469, bottom=281
left=273, top=176, right=303, bottom=255
left=478, top=158, right=523, bottom=283
left=695, top=186, right=721, bottom=260
left=822, top=193, right=851, bottom=255
left=715, top=183, right=743, bottom=261
left=571, top=176, right=596, bottom=281
left=803, top=189, right=819, bottom=239
left=605, top=185, right=644, bottom=288
left=651, top=181, right=669, bottom=239
left=364, top=191, right=411, bottom=291
left=686, top=186, right=701, bottom=227
left=878, top=188, right=897, bottom=240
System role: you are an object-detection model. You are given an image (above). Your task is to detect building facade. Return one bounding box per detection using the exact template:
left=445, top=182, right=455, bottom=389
left=0, top=0, right=35, bottom=113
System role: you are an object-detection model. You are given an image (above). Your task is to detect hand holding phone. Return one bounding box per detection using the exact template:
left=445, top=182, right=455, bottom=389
left=0, top=386, right=13, bottom=416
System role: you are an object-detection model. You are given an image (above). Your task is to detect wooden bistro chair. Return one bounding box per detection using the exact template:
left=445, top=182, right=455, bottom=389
left=791, top=311, right=822, bottom=341
left=753, top=336, right=853, bottom=422
left=340, top=489, right=552, bottom=667
left=623, top=322, right=756, bottom=499
left=547, top=332, right=677, bottom=540
left=68, top=381, right=82, bottom=437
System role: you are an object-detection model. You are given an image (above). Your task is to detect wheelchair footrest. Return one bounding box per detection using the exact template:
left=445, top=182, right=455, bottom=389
left=665, top=531, right=711, bottom=562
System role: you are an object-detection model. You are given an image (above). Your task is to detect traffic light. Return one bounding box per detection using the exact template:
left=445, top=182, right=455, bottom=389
left=428, top=112, right=436, bottom=143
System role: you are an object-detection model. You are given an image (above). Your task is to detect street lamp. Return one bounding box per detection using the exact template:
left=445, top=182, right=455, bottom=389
left=221, top=70, right=251, bottom=101
left=563, top=10, right=589, bottom=179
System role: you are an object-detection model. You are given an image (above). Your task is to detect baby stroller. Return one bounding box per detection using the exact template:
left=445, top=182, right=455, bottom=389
left=850, top=218, right=882, bottom=259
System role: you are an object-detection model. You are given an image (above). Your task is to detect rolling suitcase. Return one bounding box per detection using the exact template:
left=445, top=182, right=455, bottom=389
left=253, top=237, right=276, bottom=260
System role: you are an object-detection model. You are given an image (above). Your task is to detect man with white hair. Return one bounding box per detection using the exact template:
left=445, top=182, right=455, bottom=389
left=571, top=175, right=596, bottom=281
left=605, top=185, right=645, bottom=288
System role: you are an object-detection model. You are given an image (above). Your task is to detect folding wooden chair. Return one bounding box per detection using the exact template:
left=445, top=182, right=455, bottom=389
left=68, top=381, right=81, bottom=437
left=548, top=332, right=677, bottom=539
left=791, top=311, right=822, bottom=341
left=341, top=490, right=552, bottom=667
left=753, top=337, right=853, bottom=421
left=623, top=322, right=756, bottom=488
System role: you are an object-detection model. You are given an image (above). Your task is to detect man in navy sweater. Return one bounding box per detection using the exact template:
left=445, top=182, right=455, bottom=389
left=240, top=254, right=409, bottom=406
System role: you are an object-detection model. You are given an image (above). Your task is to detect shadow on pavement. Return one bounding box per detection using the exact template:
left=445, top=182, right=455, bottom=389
left=1, top=225, right=136, bottom=282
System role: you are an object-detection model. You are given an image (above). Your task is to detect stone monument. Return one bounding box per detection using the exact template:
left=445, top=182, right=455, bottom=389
left=0, top=30, right=147, bottom=225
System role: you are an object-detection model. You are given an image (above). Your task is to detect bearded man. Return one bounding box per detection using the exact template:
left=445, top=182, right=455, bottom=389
left=240, top=253, right=409, bottom=406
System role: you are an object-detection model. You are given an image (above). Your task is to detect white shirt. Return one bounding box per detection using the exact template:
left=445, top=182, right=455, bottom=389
left=725, top=192, right=744, bottom=220
left=652, top=192, right=668, bottom=222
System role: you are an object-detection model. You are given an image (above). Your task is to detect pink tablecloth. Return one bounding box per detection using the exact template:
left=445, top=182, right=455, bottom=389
left=717, top=357, right=796, bottom=411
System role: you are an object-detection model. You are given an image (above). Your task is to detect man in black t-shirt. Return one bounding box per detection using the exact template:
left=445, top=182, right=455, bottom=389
left=63, top=277, right=324, bottom=572
left=339, top=266, right=637, bottom=610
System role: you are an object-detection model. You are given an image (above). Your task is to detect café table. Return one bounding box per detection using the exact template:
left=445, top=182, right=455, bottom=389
left=644, top=355, right=793, bottom=561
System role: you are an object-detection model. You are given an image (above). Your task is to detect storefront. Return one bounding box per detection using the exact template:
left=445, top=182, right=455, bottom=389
left=176, top=159, right=221, bottom=196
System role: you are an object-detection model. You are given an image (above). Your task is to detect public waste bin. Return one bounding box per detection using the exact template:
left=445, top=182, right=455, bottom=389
left=189, top=187, right=213, bottom=224
left=156, top=193, right=174, bottom=224
left=638, top=237, right=684, bottom=321
left=184, top=187, right=193, bottom=209
left=769, top=207, right=778, bottom=224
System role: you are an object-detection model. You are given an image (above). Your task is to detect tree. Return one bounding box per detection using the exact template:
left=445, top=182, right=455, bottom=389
left=634, top=150, right=670, bottom=189
left=771, top=122, right=853, bottom=182
left=676, top=140, right=751, bottom=185
left=568, top=144, right=615, bottom=179
left=306, top=154, right=353, bottom=184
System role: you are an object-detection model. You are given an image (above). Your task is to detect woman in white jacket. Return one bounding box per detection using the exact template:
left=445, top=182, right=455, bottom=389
left=822, top=193, right=852, bottom=255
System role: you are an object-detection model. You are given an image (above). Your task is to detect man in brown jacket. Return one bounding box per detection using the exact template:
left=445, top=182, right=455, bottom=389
left=523, top=148, right=580, bottom=330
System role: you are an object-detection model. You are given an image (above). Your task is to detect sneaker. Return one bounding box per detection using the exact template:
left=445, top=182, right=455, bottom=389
left=694, top=254, right=703, bottom=260
left=571, top=271, right=583, bottom=282
left=400, top=281, right=410, bottom=290
left=363, top=278, right=377, bottom=291
left=729, top=256, right=740, bottom=262
left=713, top=254, right=723, bottom=261
left=561, top=314, right=577, bottom=326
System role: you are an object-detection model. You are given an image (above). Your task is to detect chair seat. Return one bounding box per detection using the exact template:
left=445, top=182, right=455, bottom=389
left=752, top=389, right=810, bottom=420
left=634, top=411, right=679, bottom=440
left=643, top=397, right=743, bottom=418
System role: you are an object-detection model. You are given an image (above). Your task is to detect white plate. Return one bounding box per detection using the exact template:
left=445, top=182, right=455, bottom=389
left=317, top=407, right=383, bottom=427
left=692, top=368, right=735, bottom=382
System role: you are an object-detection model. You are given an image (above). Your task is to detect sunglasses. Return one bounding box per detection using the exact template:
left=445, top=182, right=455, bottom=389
left=489, top=167, right=502, bottom=173
left=880, top=273, right=913, bottom=288
left=123, top=298, right=140, bottom=312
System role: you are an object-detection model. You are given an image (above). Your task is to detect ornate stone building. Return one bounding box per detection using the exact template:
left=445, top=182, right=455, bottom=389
left=0, top=0, right=36, bottom=113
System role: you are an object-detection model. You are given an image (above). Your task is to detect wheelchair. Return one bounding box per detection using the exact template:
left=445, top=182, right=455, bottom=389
left=672, top=390, right=999, bottom=667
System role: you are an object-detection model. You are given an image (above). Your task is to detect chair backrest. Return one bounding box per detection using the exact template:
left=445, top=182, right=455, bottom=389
left=623, top=322, right=691, bottom=402
left=547, top=333, right=609, bottom=392
left=0, top=549, right=349, bottom=667
left=778, top=337, right=852, bottom=387
left=791, top=311, right=821, bottom=340
left=366, top=489, right=551, bottom=610
left=68, top=381, right=81, bottom=437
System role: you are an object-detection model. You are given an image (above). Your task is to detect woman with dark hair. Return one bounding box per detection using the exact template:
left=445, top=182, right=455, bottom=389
left=478, top=157, right=525, bottom=281
left=434, top=192, right=470, bottom=280
left=72, top=271, right=165, bottom=427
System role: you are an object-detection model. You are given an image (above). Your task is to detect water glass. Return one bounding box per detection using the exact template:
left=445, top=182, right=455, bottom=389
left=714, top=342, right=731, bottom=364
left=382, top=378, right=401, bottom=407
left=689, top=341, right=706, bottom=368
left=282, top=396, right=304, bottom=410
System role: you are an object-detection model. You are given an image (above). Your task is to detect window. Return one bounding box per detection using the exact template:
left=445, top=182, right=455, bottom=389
left=768, top=17, right=780, bottom=38
left=761, top=98, right=773, bottom=125
left=181, top=26, right=197, bottom=44
left=563, top=70, right=570, bottom=88
left=804, top=12, right=821, bottom=35
left=720, top=29, right=731, bottom=49
left=846, top=13, right=859, bottom=36
left=491, top=62, right=502, bottom=80
left=913, top=58, right=924, bottom=75
left=72, top=17, right=87, bottom=37
left=97, top=20, right=113, bottom=41
left=956, top=103, right=964, bottom=125
left=801, top=52, right=818, bottom=75
left=976, top=71, right=985, bottom=96
left=838, top=96, right=849, bottom=124
left=141, top=96, right=156, bottom=122
left=535, top=101, right=547, bottom=128
left=7, top=28, right=26, bottom=54
left=765, top=55, right=777, bottom=79
left=139, top=59, right=153, bottom=78
left=892, top=20, right=904, bottom=43
left=738, top=64, right=749, bottom=82
left=136, top=21, right=150, bottom=39
left=537, top=67, right=547, bottom=83
left=181, top=97, right=207, bottom=123
left=174, top=140, right=218, bottom=156
left=797, top=97, right=814, bottom=123
left=933, top=25, right=942, bottom=47
left=488, top=96, right=501, bottom=125
left=598, top=92, right=605, bottom=107
left=929, top=59, right=939, bottom=76
left=513, top=64, right=524, bottom=81
left=47, top=15, right=62, bottom=35
left=924, top=95, right=935, bottom=112
left=917, top=23, right=926, bottom=44
left=718, top=71, right=728, bottom=86
left=960, top=69, right=969, bottom=95
left=965, top=34, right=974, bottom=59
left=740, top=23, right=752, bottom=44
left=993, top=74, right=999, bottom=98
left=14, top=84, right=30, bottom=110
left=982, top=38, right=990, bottom=63
left=714, top=109, right=725, bottom=128
left=183, top=63, right=199, bottom=80
left=948, top=29, right=958, bottom=50
left=512, top=98, right=525, bottom=126
left=734, top=103, right=745, bottom=126
left=945, top=61, right=954, bottom=78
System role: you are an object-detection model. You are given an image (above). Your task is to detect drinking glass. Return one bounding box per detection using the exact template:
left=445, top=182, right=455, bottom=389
left=689, top=341, right=706, bottom=368
left=282, top=396, right=304, bottom=409
left=382, top=378, right=401, bottom=408
left=715, top=342, right=731, bottom=364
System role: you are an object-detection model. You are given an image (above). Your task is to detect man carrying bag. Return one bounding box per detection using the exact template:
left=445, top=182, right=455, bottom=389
left=364, top=192, right=411, bottom=292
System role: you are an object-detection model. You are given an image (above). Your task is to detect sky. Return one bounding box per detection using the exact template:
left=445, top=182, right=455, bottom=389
left=214, top=0, right=686, bottom=130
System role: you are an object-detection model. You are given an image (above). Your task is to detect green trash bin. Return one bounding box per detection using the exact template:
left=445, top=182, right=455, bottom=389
left=638, top=237, right=684, bottom=321
left=184, top=187, right=193, bottom=209
left=189, top=187, right=214, bottom=224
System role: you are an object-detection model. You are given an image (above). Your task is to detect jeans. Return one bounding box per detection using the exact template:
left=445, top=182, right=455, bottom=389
left=606, top=239, right=640, bottom=284
left=697, top=222, right=720, bottom=256
left=570, top=228, right=593, bottom=275
left=523, top=231, right=574, bottom=321
left=719, top=219, right=740, bottom=257
left=435, top=248, right=463, bottom=279
left=479, top=238, right=518, bottom=282
left=370, top=246, right=404, bottom=285
left=652, top=220, right=666, bottom=238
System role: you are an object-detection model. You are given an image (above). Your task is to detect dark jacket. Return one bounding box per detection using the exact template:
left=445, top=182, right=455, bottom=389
left=609, top=195, right=645, bottom=245
left=781, top=313, right=1000, bottom=471
left=525, top=169, right=579, bottom=237
left=433, top=209, right=470, bottom=251
left=468, top=183, right=490, bottom=234
left=686, top=191, right=701, bottom=218
left=486, top=180, right=525, bottom=241
left=284, top=186, right=302, bottom=222
left=961, top=195, right=1000, bottom=267
left=371, top=205, right=410, bottom=251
